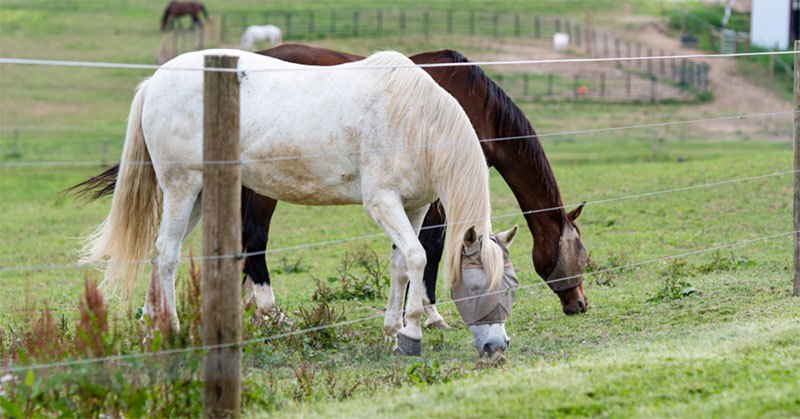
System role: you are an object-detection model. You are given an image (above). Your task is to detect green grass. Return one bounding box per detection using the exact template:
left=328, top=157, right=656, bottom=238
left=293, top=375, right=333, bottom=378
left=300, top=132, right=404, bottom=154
left=1, top=1, right=799, bottom=417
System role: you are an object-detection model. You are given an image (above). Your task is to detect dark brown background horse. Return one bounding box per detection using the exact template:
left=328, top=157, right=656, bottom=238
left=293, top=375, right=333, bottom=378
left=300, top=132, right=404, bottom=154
left=160, top=1, right=209, bottom=31
left=70, top=44, right=588, bottom=326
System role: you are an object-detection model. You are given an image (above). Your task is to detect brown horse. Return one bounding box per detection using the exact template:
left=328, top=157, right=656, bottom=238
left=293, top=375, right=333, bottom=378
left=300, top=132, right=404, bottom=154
left=70, top=44, right=588, bottom=326
left=160, top=1, right=209, bottom=31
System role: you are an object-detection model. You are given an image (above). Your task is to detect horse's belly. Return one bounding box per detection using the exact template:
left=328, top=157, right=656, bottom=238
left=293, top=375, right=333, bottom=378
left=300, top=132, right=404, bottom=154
left=240, top=151, right=362, bottom=205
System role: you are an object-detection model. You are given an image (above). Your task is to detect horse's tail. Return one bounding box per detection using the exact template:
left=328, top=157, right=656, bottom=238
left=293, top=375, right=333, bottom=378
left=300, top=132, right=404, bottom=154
left=63, top=164, right=120, bottom=202
left=80, top=80, right=161, bottom=299
left=160, top=3, right=172, bottom=31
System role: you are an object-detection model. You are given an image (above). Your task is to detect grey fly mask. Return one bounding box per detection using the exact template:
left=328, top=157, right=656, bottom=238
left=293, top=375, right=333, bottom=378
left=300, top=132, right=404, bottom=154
left=545, top=221, right=587, bottom=292
left=452, top=238, right=518, bottom=326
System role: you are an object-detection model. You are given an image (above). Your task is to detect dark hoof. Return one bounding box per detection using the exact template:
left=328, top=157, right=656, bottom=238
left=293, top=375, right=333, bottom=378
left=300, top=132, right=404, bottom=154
left=425, top=319, right=451, bottom=330
left=393, top=333, right=422, bottom=356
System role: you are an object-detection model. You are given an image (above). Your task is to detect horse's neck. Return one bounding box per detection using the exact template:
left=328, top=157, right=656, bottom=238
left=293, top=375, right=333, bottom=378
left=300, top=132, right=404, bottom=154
left=482, top=93, right=567, bottom=279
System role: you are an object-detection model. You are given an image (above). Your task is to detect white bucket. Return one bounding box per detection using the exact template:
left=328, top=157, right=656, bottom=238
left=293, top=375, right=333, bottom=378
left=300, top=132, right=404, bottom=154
left=553, top=32, right=570, bottom=51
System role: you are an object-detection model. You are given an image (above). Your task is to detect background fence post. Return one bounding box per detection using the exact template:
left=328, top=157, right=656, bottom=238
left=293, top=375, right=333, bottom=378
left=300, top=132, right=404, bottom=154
left=468, top=10, right=474, bottom=35
left=493, top=12, right=499, bottom=38
left=353, top=11, right=359, bottom=36
left=308, top=10, right=314, bottom=35
left=600, top=72, right=606, bottom=97
left=285, top=12, right=291, bottom=38
left=12, top=127, right=19, bottom=156
left=523, top=73, right=529, bottom=96
left=330, top=9, right=336, bottom=33
left=447, top=10, right=453, bottom=34
left=202, top=54, right=242, bottom=418
left=424, top=11, right=429, bottom=39
left=794, top=40, right=800, bottom=297
left=650, top=74, right=657, bottom=103
left=515, top=14, right=520, bottom=37
left=534, top=15, right=540, bottom=38
left=102, top=137, right=109, bottom=166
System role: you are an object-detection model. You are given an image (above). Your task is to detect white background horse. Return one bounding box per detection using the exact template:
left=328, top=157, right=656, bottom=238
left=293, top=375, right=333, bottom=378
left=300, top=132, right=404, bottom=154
left=81, top=49, right=511, bottom=356
left=240, top=25, right=282, bottom=51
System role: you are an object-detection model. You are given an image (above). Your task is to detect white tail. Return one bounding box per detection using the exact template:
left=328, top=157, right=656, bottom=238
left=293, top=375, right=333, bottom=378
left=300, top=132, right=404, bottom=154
left=80, top=80, right=161, bottom=299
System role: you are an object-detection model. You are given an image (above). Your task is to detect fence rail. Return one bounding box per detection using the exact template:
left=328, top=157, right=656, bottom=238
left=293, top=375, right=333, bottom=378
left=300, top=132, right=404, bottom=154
left=216, top=8, right=708, bottom=94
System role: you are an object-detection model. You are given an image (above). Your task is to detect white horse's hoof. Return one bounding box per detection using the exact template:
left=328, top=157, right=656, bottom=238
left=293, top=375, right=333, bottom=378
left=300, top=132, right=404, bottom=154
left=424, top=319, right=451, bottom=330
left=393, top=333, right=422, bottom=356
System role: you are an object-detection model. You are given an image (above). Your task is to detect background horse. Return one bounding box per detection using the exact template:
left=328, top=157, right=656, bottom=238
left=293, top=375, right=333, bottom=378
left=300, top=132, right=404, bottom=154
left=160, top=1, right=209, bottom=31
left=70, top=45, right=589, bottom=330
left=240, top=25, right=282, bottom=51
left=80, top=49, right=513, bottom=356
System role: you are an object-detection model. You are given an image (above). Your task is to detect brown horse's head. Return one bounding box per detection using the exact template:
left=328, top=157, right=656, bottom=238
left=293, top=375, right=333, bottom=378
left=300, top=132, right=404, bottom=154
left=544, top=204, right=588, bottom=315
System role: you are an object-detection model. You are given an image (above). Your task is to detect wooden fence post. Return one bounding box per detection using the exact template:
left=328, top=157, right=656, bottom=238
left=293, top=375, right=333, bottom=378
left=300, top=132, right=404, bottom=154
left=447, top=10, right=453, bottom=34
left=203, top=54, right=242, bottom=418
left=330, top=9, right=336, bottom=33
left=793, top=40, right=800, bottom=297
left=353, top=11, right=359, bottom=36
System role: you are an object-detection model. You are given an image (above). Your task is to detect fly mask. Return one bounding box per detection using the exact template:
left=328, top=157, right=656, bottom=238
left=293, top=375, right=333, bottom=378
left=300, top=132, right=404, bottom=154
left=452, top=237, right=518, bottom=326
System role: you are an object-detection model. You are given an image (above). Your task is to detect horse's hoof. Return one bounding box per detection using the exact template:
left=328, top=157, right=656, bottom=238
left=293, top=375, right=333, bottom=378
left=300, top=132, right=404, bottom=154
left=393, top=333, right=422, bottom=356
left=425, top=319, right=451, bottom=330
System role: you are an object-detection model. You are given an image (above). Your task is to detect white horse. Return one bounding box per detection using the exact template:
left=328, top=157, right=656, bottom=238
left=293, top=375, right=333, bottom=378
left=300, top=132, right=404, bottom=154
left=81, top=49, right=512, bottom=356
left=240, top=25, right=282, bottom=51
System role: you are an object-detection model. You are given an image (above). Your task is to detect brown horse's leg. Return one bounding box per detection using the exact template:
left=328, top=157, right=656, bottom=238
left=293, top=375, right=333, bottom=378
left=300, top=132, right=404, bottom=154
left=240, top=188, right=287, bottom=323
left=417, top=201, right=450, bottom=329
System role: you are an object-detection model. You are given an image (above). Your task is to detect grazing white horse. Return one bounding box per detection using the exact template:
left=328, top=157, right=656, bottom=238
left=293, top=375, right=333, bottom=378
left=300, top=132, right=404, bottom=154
left=81, top=49, right=510, bottom=355
left=240, top=25, right=282, bottom=51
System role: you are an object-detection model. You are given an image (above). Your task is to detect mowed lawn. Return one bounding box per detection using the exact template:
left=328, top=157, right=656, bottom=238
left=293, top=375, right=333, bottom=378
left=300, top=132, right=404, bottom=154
left=1, top=1, right=799, bottom=417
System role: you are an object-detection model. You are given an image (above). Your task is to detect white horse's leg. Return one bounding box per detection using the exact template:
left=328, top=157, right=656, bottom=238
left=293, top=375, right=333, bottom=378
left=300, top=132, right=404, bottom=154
left=142, top=195, right=202, bottom=322
left=148, top=184, right=201, bottom=331
left=384, top=247, right=407, bottom=337
left=364, top=196, right=427, bottom=356
left=384, top=205, right=428, bottom=337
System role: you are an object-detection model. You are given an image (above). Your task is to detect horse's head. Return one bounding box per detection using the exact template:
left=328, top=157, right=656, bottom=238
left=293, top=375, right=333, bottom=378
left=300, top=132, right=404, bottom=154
left=547, top=204, right=589, bottom=315
left=452, top=225, right=519, bottom=357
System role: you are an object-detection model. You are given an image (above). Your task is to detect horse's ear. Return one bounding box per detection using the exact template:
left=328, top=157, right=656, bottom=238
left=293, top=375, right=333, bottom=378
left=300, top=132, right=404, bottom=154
left=568, top=202, right=586, bottom=221
left=495, top=225, right=519, bottom=248
left=463, top=226, right=478, bottom=248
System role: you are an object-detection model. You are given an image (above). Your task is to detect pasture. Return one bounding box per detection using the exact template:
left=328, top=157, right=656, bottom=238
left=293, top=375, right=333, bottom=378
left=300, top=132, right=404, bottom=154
left=1, top=0, right=799, bottom=416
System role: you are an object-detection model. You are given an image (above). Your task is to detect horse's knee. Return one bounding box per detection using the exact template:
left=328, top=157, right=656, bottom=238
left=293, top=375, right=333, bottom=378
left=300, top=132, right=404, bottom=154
left=404, top=249, right=427, bottom=276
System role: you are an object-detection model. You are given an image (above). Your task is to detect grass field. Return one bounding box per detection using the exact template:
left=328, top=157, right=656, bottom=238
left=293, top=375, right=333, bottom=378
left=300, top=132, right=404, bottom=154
left=1, top=1, right=799, bottom=417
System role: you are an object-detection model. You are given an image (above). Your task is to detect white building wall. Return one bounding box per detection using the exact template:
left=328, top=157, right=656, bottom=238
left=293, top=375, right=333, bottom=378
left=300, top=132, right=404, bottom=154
left=750, top=0, right=790, bottom=49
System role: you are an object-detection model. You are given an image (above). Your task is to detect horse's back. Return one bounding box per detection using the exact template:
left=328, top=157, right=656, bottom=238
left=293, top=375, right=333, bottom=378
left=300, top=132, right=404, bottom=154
left=143, top=49, right=435, bottom=206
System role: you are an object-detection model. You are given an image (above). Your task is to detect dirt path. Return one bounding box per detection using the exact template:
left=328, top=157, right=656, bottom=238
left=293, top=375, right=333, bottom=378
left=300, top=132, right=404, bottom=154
left=617, top=17, right=791, bottom=136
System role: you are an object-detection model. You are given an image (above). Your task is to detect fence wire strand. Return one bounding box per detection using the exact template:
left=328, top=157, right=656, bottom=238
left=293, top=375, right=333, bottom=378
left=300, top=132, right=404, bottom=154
left=0, top=167, right=794, bottom=273
left=1, top=110, right=794, bottom=169
left=1, top=228, right=794, bottom=375
left=0, top=50, right=796, bottom=73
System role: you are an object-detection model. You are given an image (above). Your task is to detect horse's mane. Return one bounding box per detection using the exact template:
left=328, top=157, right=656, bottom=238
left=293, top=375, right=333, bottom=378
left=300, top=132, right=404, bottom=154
left=433, top=50, right=561, bottom=203
left=364, top=51, right=504, bottom=290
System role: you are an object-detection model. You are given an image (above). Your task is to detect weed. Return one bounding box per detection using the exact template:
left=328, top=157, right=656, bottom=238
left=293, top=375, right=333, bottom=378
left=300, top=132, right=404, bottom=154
left=312, top=251, right=390, bottom=302
left=274, top=256, right=307, bottom=275
left=406, top=360, right=450, bottom=387
left=290, top=360, right=317, bottom=402
left=648, top=263, right=699, bottom=302
left=295, top=297, right=344, bottom=350
left=586, top=251, right=629, bottom=287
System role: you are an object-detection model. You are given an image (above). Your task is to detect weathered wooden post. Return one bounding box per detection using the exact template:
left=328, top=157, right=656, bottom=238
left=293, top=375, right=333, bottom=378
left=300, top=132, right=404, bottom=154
left=203, top=54, right=242, bottom=418
left=794, top=40, right=800, bottom=297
